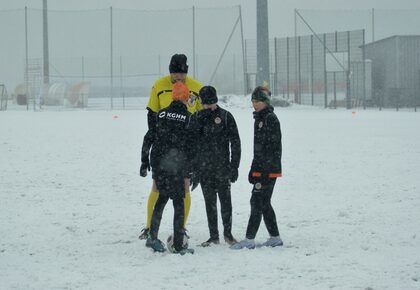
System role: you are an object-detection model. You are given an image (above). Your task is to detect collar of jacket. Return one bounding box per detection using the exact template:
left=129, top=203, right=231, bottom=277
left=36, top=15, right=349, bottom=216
left=208, top=105, right=221, bottom=115
left=170, top=100, right=188, bottom=110
left=199, top=105, right=220, bottom=117
left=253, top=105, right=274, bottom=120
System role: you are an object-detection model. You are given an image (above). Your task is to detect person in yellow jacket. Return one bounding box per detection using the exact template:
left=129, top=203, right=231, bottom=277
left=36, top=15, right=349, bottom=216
left=139, top=54, right=202, bottom=240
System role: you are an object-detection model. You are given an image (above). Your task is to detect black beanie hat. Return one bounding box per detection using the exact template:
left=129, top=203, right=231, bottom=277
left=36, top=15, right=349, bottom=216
left=251, top=86, right=271, bottom=104
left=169, top=54, right=189, bottom=74
left=199, top=86, right=218, bottom=105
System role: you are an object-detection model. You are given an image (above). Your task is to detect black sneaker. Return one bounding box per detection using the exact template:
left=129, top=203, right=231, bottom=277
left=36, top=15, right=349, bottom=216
left=138, top=228, right=149, bottom=240
left=145, top=237, right=153, bottom=248
left=172, top=248, right=195, bottom=255
left=146, top=238, right=166, bottom=252
left=201, top=237, right=220, bottom=247
left=224, top=234, right=238, bottom=245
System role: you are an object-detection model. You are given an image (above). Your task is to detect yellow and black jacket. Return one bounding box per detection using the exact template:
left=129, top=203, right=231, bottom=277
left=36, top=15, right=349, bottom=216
left=147, top=75, right=202, bottom=114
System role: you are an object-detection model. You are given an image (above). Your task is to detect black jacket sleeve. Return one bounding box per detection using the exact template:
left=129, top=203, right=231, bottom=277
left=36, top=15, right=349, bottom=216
left=186, top=113, right=199, bottom=175
left=147, top=108, right=157, bottom=130
left=141, top=110, right=158, bottom=164
left=141, top=129, right=154, bottom=164
left=227, top=112, right=241, bottom=169
left=266, top=113, right=282, bottom=173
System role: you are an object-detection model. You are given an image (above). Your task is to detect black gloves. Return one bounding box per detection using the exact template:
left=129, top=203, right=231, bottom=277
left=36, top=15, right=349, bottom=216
left=248, top=169, right=255, bottom=184
left=230, top=167, right=238, bottom=183
left=139, top=162, right=150, bottom=177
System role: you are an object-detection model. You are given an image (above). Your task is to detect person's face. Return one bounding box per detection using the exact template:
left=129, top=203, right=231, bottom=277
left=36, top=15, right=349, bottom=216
left=252, top=100, right=267, bottom=112
left=203, top=103, right=217, bottom=110
left=170, top=73, right=187, bottom=83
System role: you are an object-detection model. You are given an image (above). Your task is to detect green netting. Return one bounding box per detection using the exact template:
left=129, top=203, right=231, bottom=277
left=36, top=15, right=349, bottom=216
left=0, top=6, right=245, bottom=109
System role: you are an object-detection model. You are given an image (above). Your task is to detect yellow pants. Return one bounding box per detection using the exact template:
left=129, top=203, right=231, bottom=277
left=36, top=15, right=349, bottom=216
left=146, top=190, right=191, bottom=229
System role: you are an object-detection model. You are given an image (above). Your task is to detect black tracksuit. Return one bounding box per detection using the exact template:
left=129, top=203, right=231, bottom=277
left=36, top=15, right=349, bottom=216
left=246, top=105, right=282, bottom=239
left=146, top=101, right=195, bottom=251
left=194, top=106, right=241, bottom=239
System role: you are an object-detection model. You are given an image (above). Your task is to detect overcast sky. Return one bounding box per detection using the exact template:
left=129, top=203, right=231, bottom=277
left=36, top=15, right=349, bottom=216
left=2, top=0, right=420, bottom=39
left=2, top=0, right=420, bottom=90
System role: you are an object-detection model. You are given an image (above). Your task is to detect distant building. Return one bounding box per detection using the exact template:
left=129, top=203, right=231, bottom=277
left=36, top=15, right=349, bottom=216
left=362, top=35, right=420, bottom=107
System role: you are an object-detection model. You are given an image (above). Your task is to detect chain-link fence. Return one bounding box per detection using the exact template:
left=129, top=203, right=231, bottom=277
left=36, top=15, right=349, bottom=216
left=245, top=8, right=420, bottom=109
left=245, top=29, right=369, bottom=108
left=0, top=6, right=245, bottom=110
left=295, top=8, right=420, bottom=45
left=3, top=7, right=419, bottom=111
left=292, top=8, right=420, bottom=109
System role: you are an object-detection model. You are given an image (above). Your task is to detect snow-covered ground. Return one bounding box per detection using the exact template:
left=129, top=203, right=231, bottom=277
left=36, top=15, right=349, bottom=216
left=1, top=101, right=420, bottom=289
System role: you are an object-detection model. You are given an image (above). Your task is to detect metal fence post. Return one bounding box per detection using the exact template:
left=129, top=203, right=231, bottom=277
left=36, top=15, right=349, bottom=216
left=333, top=72, right=337, bottom=108
left=311, top=34, right=314, bottom=106
left=158, top=55, right=161, bottom=77
left=43, top=0, right=49, bottom=87
left=362, top=29, right=366, bottom=109
left=346, top=30, right=351, bottom=109
left=120, top=55, right=124, bottom=109
left=25, top=6, right=29, bottom=111
left=371, top=8, right=375, bottom=43
left=274, top=37, right=278, bottom=95
left=334, top=31, right=337, bottom=108
left=286, top=37, right=290, bottom=100
left=323, top=33, right=327, bottom=108
left=81, top=56, right=85, bottom=81
left=298, top=35, right=301, bottom=104
left=110, top=6, right=114, bottom=110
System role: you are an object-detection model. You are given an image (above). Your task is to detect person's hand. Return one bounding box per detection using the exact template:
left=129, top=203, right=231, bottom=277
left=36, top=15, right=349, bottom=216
left=248, top=169, right=255, bottom=184
left=230, top=167, right=238, bottom=183
left=139, top=162, right=150, bottom=177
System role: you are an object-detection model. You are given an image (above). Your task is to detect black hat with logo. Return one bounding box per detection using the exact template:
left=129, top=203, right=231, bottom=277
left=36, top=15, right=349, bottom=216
left=199, top=86, right=218, bottom=105
left=169, top=54, right=189, bottom=73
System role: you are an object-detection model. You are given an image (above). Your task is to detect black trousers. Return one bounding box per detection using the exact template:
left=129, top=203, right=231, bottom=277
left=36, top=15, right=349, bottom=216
left=245, top=179, right=280, bottom=240
left=201, top=177, right=233, bottom=239
left=150, top=177, right=185, bottom=251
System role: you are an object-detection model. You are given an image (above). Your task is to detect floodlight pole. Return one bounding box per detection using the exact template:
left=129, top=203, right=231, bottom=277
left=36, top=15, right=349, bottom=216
left=25, top=6, right=29, bottom=111
left=238, top=5, right=248, bottom=95
left=43, top=0, right=49, bottom=86
left=192, top=6, right=196, bottom=78
left=110, top=6, right=114, bottom=109
left=256, top=0, right=270, bottom=88
left=371, top=8, right=375, bottom=43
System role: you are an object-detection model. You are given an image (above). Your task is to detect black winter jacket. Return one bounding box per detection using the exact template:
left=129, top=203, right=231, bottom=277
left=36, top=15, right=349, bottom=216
left=250, top=105, right=282, bottom=179
left=194, top=106, right=241, bottom=180
left=147, top=101, right=195, bottom=178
